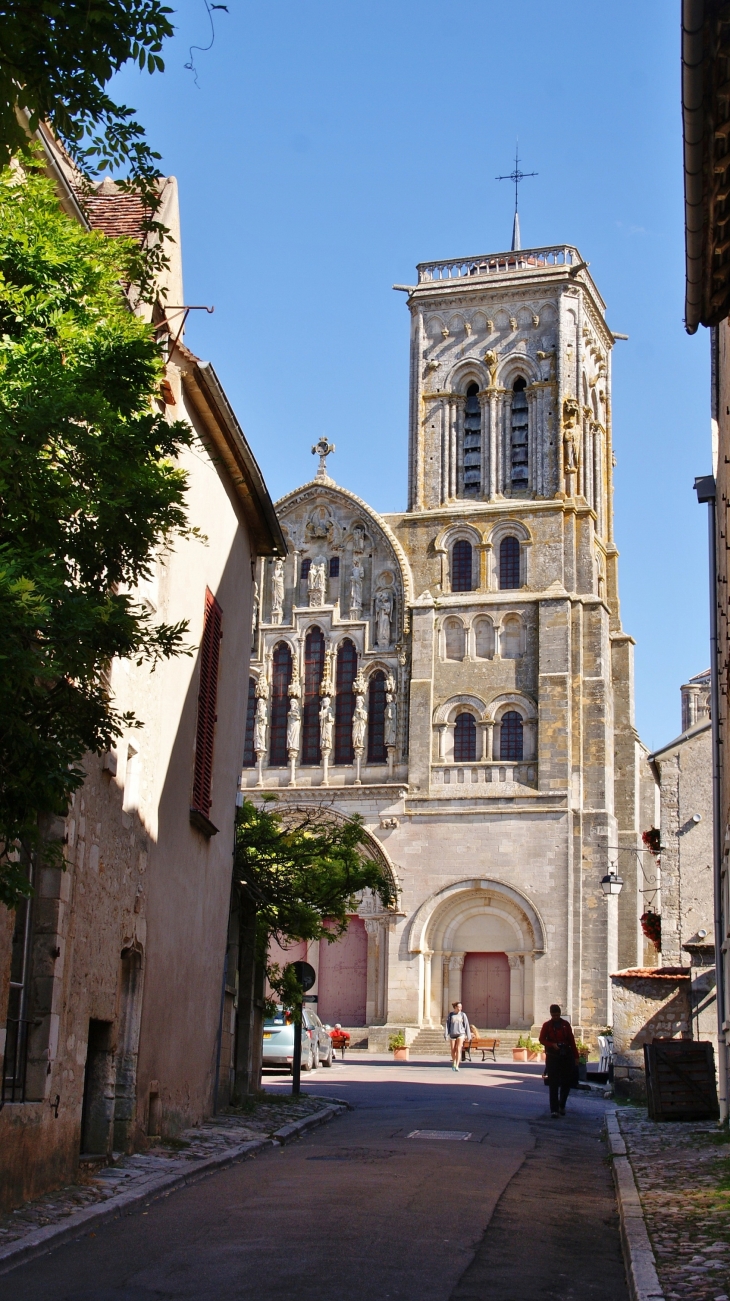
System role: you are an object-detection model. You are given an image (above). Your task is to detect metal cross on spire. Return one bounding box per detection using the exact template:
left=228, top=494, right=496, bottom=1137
left=312, top=436, right=336, bottom=481
left=496, top=142, right=537, bottom=252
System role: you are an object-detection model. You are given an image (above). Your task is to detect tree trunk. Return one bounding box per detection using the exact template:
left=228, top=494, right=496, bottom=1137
left=231, top=891, right=258, bottom=1103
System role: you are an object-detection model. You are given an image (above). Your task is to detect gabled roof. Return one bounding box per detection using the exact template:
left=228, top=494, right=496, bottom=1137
left=80, top=181, right=149, bottom=243
left=647, top=716, right=711, bottom=762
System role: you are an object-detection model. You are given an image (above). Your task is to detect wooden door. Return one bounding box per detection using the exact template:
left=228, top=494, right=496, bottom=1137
left=317, top=917, right=368, bottom=1025
left=461, top=952, right=510, bottom=1029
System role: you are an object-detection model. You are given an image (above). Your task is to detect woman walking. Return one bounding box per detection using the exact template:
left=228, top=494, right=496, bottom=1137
left=445, top=1002, right=471, bottom=1071
left=539, top=1004, right=579, bottom=1117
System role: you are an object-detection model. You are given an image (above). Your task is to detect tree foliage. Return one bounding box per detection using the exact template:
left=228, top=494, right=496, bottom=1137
left=0, top=1, right=174, bottom=199
left=0, top=160, right=193, bottom=905
left=234, top=797, right=398, bottom=954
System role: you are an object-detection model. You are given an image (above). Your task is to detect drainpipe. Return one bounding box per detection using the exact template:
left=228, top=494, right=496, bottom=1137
left=694, top=473, right=728, bottom=1122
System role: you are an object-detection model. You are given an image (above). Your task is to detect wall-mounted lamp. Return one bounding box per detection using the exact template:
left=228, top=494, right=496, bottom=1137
left=601, top=872, right=624, bottom=897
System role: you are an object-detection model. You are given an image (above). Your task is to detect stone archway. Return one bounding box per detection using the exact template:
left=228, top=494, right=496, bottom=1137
left=408, top=879, right=546, bottom=1029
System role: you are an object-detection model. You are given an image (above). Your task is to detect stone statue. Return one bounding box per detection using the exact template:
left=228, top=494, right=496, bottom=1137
left=319, top=695, right=334, bottom=752
left=384, top=674, right=397, bottom=749
left=563, top=426, right=580, bottom=473
left=375, top=588, right=393, bottom=647
left=286, top=697, right=301, bottom=755
left=254, top=695, right=268, bottom=753
left=483, top=349, right=498, bottom=387
left=320, top=644, right=335, bottom=697
left=308, top=557, right=327, bottom=607
left=350, top=556, right=364, bottom=617
left=271, top=558, right=284, bottom=625
left=352, top=695, right=367, bottom=753
left=352, top=524, right=366, bottom=555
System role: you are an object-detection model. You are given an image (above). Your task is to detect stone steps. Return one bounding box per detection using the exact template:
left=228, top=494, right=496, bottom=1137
left=408, top=1026, right=531, bottom=1056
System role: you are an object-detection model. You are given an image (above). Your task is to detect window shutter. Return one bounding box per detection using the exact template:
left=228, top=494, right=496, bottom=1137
left=192, top=588, right=222, bottom=817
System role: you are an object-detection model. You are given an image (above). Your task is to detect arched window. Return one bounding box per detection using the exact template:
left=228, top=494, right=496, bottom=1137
left=511, top=377, right=528, bottom=489
left=499, top=536, right=521, bottom=589
left=301, top=627, right=325, bottom=764
left=444, top=617, right=466, bottom=661
left=451, top=539, right=473, bottom=592
left=454, top=712, right=477, bottom=763
left=474, top=616, right=494, bottom=660
left=334, top=639, right=357, bottom=765
left=242, top=676, right=256, bottom=767
left=367, top=670, right=387, bottom=764
left=463, top=383, right=481, bottom=495
left=500, top=711, right=523, bottom=760
left=500, top=615, right=523, bottom=660
left=269, top=642, right=293, bottom=766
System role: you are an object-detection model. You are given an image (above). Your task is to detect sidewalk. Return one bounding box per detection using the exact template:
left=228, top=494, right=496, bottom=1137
left=618, top=1107, right=730, bottom=1301
left=0, top=1093, right=345, bottom=1275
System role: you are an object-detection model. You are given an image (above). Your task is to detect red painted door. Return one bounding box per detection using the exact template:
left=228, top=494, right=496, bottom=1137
left=461, top=952, right=510, bottom=1029
left=317, top=917, right=368, bottom=1025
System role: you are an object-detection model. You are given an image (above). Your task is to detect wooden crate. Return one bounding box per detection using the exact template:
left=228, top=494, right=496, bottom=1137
left=644, top=1040, right=719, bottom=1122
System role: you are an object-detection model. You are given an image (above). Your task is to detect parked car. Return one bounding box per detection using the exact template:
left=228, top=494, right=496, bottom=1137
left=262, top=1006, right=334, bottom=1072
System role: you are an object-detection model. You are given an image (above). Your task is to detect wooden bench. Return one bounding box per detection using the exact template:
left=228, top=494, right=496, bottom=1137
left=463, top=1036, right=499, bottom=1063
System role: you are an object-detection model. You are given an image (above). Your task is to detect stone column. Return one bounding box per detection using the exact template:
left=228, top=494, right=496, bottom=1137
left=508, top=953, right=526, bottom=1027
left=481, top=720, right=494, bottom=761
left=479, top=391, right=490, bottom=500
left=486, top=391, right=499, bottom=499
left=526, top=386, right=538, bottom=496
left=442, top=954, right=451, bottom=1019
left=422, top=949, right=433, bottom=1025
left=448, top=953, right=465, bottom=1008
left=365, top=918, right=379, bottom=1026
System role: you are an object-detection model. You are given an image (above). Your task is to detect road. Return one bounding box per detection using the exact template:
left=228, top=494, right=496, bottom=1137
left=8, top=1057, right=628, bottom=1301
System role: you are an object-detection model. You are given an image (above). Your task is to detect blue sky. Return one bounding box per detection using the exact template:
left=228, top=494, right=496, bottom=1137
left=112, top=0, right=709, bottom=751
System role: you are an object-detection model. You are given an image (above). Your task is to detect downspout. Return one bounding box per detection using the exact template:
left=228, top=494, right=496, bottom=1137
left=695, top=472, right=728, bottom=1122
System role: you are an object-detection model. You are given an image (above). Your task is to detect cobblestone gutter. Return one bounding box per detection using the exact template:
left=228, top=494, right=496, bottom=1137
left=0, top=1094, right=346, bottom=1275
left=618, top=1108, right=730, bottom=1301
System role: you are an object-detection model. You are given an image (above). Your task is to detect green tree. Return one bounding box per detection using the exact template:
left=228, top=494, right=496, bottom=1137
left=0, top=159, right=193, bottom=905
left=231, top=797, right=397, bottom=1099
left=0, top=1, right=175, bottom=198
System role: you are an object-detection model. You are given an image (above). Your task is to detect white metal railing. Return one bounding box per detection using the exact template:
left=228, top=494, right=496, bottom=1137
left=417, top=246, right=579, bottom=284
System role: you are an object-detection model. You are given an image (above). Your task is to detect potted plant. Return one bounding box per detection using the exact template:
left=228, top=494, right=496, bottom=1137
left=525, top=1035, right=544, bottom=1062
left=575, top=1039, right=591, bottom=1081
left=389, top=1032, right=408, bottom=1062
left=512, top=1035, right=528, bottom=1062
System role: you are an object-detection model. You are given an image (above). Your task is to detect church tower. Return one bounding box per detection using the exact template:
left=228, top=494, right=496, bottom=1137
left=243, top=242, right=650, bottom=1041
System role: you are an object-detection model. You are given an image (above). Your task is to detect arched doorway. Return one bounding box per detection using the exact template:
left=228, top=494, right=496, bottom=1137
left=408, top=879, right=546, bottom=1030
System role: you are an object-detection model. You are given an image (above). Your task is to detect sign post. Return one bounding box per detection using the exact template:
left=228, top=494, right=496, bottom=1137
left=288, top=961, right=315, bottom=1097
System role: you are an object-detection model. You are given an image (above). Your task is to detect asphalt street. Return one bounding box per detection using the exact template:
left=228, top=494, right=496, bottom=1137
left=6, top=1057, right=628, bottom=1301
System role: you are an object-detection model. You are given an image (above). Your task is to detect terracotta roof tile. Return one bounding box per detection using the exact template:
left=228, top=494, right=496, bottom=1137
left=611, top=966, right=691, bottom=980
left=76, top=185, right=149, bottom=243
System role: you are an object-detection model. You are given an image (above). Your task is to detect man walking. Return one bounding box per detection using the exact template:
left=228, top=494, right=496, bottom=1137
left=445, top=1001, right=471, bottom=1071
left=539, top=1004, right=579, bottom=1117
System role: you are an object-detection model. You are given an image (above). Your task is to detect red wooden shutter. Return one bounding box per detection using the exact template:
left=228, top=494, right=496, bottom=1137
left=192, top=588, right=222, bottom=817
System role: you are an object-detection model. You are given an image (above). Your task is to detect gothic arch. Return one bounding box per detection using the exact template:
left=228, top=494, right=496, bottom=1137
left=271, top=801, right=401, bottom=899
left=487, top=518, right=532, bottom=547
left=487, top=692, right=537, bottom=723
left=408, top=877, right=547, bottom=955
left=444, top=359, right=489, bottom=394
left=497, top=352, right=540, bottom=389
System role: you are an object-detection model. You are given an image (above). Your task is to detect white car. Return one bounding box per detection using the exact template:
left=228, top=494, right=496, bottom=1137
left=262, top=1006, right=334, bottom=1072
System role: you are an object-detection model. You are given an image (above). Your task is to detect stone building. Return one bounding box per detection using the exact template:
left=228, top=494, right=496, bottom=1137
left=243, top=240, right=652, bottom=1048
left=0, top=138, right=284, bottom=1207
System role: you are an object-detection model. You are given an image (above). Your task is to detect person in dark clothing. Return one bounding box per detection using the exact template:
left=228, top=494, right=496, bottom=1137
left=539, top=1004, right=579, bottom=1117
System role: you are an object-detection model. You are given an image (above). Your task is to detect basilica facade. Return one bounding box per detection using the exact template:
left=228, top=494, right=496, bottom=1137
left=243, top=243, right=653, bottom=1042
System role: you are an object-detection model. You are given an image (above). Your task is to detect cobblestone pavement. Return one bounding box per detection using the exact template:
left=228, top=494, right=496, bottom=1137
left=619, top=1107, right=730, bottom=1301
left=0, top=1093, right=329, bottom=1249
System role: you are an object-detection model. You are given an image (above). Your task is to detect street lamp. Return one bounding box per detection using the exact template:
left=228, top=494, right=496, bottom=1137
left=601, top=872, right=624, bottom=897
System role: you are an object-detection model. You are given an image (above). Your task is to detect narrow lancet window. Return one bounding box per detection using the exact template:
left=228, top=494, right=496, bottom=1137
left=499, top=536, right=520, bottom=590
left=367, top=671, right=387, bottom=764
left=301, top=627, right=324, bottom=764
left=511, top=377, right=529, bottom=490
left=334, top=639, right=357, bottom=765
left=500, top=711, right=524, bottom=760
left=269, top=642, right=293, bottom=766
left=463, top=383, right=481, bottom=496
left=451, top=539, right=474, bottom=592
left=242, top=677, right=256, bottom=767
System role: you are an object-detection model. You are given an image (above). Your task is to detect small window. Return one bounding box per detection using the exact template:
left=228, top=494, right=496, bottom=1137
left=499, top=536, right=521, bottom=590
left=301, top=627, right=325, bottom=764
left=474, top=617, right=494, bottom=660
left=269, top=642, right=293, bottom=766
left=511, top=378, right=528, bottom=489
left=444, top=617, right=466, bottom=661
left=334, top=639, right=357, bottom=765
left=192, top=588, right=222, bottom=818
left=500, top=711, right=524, bottom=761
left=329, top=557, right=340, bottom=578
left=301, top=558, right=311, bottom=580
left=463, top=383, right=481, bottom=496
left=500, top=615, right=522, bottom=660
left=452, top=539, right=473, bottom=592
left=454, top=713, right=477, bottom=763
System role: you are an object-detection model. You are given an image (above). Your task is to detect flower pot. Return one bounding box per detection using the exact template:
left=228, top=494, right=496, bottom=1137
left=512, top=1048, right=528, bottom=1061
left=393, top=1046, right=409, bottom=1061
left=578, top=1061, right=587, bottom=1081
left=527, top=1050, right=540, bottom=1062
